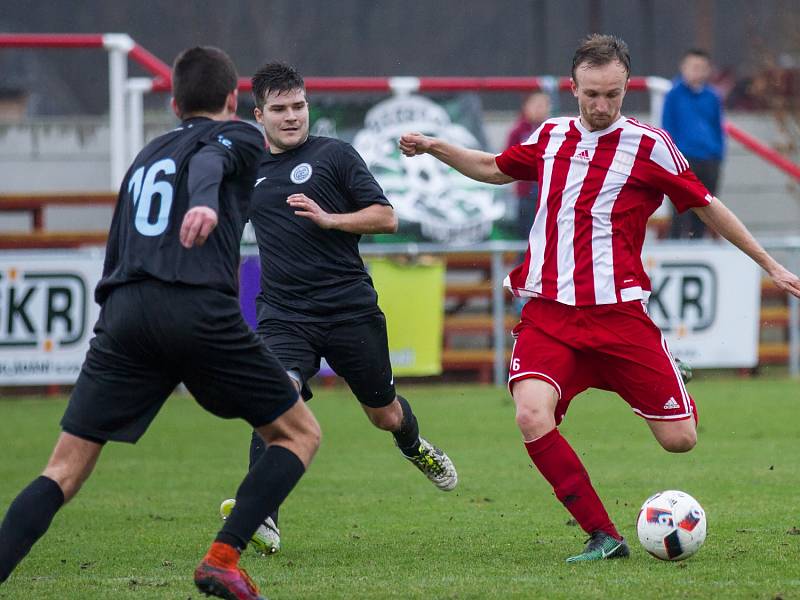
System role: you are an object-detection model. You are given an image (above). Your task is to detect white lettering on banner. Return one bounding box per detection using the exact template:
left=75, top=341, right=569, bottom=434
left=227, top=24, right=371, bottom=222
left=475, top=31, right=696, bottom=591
left=647, top=263, right=716, bottom=333
left=0, top=272, right=88, bottom=348
left=0, top=252, right=103, bottom=385
left=353, top=95, right=504, bottom=243
left=642, top=244, right=760, bottom=368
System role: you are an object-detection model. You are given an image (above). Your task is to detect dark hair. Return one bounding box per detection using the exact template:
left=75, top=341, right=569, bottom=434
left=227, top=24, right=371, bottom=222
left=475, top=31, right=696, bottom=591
left=172, top=46, right=238, bottom=118
left=571, top=34, right=631, bottom=80
left=683, top=48, right=711, bottom=61
left=251, top=62, right=305, bottom=108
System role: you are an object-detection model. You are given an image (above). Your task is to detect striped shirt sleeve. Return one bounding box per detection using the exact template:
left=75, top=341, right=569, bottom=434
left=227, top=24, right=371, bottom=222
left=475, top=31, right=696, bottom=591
left=645, top=130, right=712, bottom=213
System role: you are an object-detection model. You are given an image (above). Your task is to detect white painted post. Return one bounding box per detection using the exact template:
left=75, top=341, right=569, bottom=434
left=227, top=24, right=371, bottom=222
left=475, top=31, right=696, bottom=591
left=126, top=77, right=153, bottom=165
left=388, top=77, right=421, bottom=96
left=646, top=76, right=671, bottom=127
left=102, top=34, right=135, bottom=189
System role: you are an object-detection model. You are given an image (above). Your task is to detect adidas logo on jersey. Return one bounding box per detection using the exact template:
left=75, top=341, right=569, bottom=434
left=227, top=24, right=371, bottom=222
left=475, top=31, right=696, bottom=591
left=663, top=397, right=680, bottom=410
left=574, top=149, right=591, bottom=161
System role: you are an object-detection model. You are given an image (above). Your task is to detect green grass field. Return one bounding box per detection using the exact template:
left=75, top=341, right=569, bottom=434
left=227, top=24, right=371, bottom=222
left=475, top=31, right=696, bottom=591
left=1, top=378, right=799, bottom=599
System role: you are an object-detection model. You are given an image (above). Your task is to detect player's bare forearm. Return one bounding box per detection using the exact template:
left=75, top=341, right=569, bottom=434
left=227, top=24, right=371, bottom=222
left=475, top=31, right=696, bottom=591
left=287, top=194, right=397, bottom=234
left=327, top=204, right=398, bottom=234
left=399, top=132, right=514, bottom=185
left=694, top=198, right=800, bottom=297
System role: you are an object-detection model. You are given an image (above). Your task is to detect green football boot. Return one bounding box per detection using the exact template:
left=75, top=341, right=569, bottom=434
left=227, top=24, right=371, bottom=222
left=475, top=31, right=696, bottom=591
left=566, top=531, right=630, bottom=563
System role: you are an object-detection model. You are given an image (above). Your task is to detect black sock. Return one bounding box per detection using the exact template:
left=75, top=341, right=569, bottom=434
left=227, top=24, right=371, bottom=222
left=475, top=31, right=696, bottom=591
left=217, top=445, right=303, bottom=551
left=248, top=431, right=280, bottom=526
left=0, top=476, right=65, bottom=583
left=392, top=395, right=421, bottom=457
left=248, top=430, right=265, bottom=469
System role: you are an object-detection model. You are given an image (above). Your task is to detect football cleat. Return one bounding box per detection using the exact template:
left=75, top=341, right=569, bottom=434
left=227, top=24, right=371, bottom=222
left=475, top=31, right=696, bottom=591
left=402, top=437, right=458, bottom=491
left=565, top=531, right=630, bottom=563
left=674, top=358, right=693, bottom=385
left=194, top=560, right=266, bottom=600
left=219, top=499, right=280, bottom=556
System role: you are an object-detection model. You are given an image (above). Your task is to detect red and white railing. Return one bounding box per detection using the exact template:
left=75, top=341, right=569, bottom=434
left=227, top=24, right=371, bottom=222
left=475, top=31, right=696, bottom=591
left=2, top=33, right=799, bottom=189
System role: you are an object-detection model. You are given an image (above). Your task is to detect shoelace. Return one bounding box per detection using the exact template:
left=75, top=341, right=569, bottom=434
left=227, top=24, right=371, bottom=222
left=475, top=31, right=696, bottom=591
left=414, top=449, right=446, bottom=475
left=582, top=533, right=607, bottom=551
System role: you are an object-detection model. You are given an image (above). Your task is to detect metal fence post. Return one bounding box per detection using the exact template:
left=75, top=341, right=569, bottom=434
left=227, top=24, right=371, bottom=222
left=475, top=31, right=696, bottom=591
left=491, top=246, right=506, bottom=386
left=789, top=294, right=799, bottom=378
left=789, top=244, right=800, bottom=378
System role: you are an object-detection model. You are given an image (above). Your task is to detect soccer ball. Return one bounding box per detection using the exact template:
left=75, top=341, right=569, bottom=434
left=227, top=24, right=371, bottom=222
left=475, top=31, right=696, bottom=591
left=636, top=490, right=706, bottom=560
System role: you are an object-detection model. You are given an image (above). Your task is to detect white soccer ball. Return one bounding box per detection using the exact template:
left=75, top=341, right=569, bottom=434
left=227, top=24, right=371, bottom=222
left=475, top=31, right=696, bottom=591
left=636, top=490, right=706, bottom=560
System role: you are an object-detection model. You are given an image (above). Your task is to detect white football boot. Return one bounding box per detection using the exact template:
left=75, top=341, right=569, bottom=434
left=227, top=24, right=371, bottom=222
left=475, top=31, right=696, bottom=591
left=219, top=498, right=281, bottom=555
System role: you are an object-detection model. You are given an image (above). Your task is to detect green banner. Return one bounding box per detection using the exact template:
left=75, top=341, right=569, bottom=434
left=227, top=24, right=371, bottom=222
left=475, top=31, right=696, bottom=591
left=369, top=257, right=445, bottom=376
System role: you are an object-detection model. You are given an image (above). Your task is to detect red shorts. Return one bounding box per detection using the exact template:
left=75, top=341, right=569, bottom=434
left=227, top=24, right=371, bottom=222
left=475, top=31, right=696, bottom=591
left=508, top=298, right=695, bottom=424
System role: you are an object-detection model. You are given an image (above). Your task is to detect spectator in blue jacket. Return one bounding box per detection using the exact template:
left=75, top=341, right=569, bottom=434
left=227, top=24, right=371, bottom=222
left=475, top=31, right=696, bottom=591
left=662, top=49, right=724, bottom=239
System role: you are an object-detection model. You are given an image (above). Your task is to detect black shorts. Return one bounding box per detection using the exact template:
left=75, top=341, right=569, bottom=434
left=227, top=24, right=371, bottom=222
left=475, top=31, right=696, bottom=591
left=256, top=312, right=396, bottom=408
left=61, top=281, right=298, bottom=444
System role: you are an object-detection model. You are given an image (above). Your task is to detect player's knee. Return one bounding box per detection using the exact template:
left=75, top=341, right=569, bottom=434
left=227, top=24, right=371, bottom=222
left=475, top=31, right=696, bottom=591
left=300, top=413, right=322, bottom=452
left=514, top=404, right=554, bottom=439
left=367, top=408, right=401, bottom=431
left=41, top=468, right=84, bottom=503
left=659, top=428, right=697, bottom=453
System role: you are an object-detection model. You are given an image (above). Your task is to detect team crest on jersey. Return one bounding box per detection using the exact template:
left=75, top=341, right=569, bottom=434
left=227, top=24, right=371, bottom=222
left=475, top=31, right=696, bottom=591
left=290, top=163, right=313, bottom=184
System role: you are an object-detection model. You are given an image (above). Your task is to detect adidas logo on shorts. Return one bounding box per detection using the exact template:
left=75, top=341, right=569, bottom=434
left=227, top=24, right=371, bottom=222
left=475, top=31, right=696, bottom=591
left=663, top=397, right=680, bottom=410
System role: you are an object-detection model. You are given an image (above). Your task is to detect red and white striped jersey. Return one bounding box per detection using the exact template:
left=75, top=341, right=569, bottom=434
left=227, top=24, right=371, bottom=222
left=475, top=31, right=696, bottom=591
left=496, top=115, right=712, bottom=306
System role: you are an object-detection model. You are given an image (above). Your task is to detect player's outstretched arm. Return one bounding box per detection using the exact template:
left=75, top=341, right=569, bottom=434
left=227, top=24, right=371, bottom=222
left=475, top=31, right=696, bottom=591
left=287, top=194, right=398, bottom=234
left=694, top=197, right=800, bottom=298
left=399, top=132, right=514, bottom=185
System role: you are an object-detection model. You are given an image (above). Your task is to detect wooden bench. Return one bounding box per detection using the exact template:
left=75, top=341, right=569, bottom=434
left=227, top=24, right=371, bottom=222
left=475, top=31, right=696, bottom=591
left=758, top=342, right=790, bottom=363
left=441, top=349, right=512, bottom=384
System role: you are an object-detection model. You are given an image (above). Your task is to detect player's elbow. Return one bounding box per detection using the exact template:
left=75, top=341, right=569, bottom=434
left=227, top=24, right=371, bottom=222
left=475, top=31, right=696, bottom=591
left=374, top=208, right=398, bottom=233
left=484, top=172, right=511, bottom=185
left=385, top=211, right=399, bottom=233
left=482, top=163, right=514, bottom=185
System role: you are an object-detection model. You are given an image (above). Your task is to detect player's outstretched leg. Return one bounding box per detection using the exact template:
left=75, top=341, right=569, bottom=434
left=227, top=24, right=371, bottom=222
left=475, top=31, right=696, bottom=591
left=195, top=402, right=319, bottom=599
left=0, top=477, right=65, bottom=583
left=0, top=432, right=101, bottom=584
left=386, top=395, right=457, bottom=491
left=525, top=428, right=628, bottom=563
left=196, top=446, right=304, bottom=598
left=241, top=432, right=282, bottom=555
left=514, top=379, right=626, bottom=562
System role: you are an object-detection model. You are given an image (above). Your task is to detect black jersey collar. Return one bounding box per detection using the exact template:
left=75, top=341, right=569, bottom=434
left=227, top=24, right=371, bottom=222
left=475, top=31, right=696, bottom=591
left=268, top=135, right=314, bottom=159
left=181, top=116, right=214, bottom=126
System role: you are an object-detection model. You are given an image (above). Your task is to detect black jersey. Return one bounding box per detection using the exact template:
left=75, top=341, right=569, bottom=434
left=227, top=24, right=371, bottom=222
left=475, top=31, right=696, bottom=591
left=95, top=118, right=264, bottom=303
left=251, top=136, right=391, bottom=322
